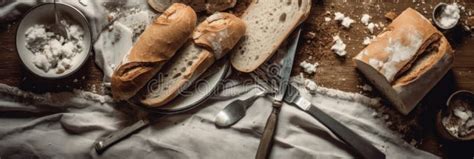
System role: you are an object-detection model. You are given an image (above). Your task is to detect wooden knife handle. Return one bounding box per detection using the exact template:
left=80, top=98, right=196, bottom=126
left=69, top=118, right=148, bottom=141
left=94, top=119, right=150, bottom=153
left=255, top=101, right=282, bottom=159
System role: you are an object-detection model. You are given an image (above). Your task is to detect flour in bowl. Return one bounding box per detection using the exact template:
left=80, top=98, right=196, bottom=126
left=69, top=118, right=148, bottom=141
left=437, top=3, right=461, bottom=28
left=25, top=20, right=84, bottom=74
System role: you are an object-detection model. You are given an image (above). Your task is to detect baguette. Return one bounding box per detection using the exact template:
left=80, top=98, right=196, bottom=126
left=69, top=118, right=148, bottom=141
left=111, top=3, right=197, bottom=100
left=353, top=8, right=454, bottom=115
left=140, top=12, right=246, bottom=107
left=230, top=0, right=311, bottom=72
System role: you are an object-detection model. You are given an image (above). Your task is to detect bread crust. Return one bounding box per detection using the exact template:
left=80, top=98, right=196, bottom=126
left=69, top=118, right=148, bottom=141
left=355, top=8, right=442, bottom=82
left=111, top=3, right=197, bottom=100
left=140, top=49, right=216, bottom=107
left=193, top=12, right=246, bottom=60
left=140, top=12, right=246, bottom=107
left=353, top=8, right=454, bottom=114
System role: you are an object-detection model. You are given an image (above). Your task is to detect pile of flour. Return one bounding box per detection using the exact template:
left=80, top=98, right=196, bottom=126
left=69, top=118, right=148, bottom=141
left=442, top=96, right=474, bottom=138
left=25, top=19, right=84, bottom=74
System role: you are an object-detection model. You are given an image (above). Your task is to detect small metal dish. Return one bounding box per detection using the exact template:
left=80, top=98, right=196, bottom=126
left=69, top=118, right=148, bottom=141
left=436, top=90, right=474, bottom=141
left=16, top=3, right=92, bottom=79
left=432, top=3, right=460, bottom=30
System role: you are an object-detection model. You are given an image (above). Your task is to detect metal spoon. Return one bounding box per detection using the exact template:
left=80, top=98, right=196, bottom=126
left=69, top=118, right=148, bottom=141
left=52, top=0, right=69, bottom=39
left=215, top=90, right=270, bottom=127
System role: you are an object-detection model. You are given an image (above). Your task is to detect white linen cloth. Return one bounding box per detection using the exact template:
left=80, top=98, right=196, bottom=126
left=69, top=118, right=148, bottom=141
left=0, top=81, right=438, bottom=158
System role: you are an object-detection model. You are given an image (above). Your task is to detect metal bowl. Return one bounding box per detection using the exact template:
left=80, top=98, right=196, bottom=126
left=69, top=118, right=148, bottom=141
left=16, top=3, right=92, bottom=79
left=436, top=90, right=474, bottom=141
left=432, top=3, right=460, bottom=30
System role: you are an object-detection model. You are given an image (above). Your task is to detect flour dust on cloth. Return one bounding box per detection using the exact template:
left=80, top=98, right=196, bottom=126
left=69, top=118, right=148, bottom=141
left=0, top=80, right=437, bottom=158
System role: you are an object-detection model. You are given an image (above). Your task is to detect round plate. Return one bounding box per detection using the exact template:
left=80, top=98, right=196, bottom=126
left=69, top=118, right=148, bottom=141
left=130, top=59, right=230, bottom=114
left=16, top=3, right=92, bottom=79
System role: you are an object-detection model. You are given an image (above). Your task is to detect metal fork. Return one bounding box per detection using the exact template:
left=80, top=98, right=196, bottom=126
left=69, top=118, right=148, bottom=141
left=252, top=64, right=386, bottom=159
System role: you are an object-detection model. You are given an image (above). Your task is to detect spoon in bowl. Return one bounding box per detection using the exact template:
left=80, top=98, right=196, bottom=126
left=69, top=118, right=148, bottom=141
left=51, top=0, right=69, bottom=39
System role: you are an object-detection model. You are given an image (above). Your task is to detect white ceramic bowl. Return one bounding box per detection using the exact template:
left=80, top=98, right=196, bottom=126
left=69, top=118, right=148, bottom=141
left=16, top=3, right=91, bottom=79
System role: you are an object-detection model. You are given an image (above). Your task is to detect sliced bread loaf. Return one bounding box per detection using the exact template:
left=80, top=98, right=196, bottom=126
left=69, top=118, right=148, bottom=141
left=230, top=0, right=311, bottom=72
left=141, top=43, right=215, bottom=107
left=111, top=3, right=197, bottom=100
left=140, top=12, right=246, bottom=107
left=353, top=8, right=454, bottom=115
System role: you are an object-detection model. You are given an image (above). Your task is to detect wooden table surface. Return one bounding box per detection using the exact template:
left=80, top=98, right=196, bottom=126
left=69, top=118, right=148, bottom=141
left=1, top=0, right=473, bottom=158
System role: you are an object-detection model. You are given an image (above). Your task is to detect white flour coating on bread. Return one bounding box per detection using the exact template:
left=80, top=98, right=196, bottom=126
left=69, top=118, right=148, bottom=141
left=381, top=30, right=423, bottom=82
left=369, top=58, right=383, bottom=69
left=206, top=13, right=225, bottom=22
left=205, top=14, right=229, bottom=59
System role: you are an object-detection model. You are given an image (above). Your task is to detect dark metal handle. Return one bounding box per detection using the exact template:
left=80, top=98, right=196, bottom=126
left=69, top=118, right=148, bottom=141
left=255, top=102, right=282, bottom=159
left=95, top=119, right=150, bottom=153
left=306, top=105, right=385, bottom=159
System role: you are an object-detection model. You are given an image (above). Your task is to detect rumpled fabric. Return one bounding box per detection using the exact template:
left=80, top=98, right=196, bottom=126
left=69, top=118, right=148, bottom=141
left=0, top=81, right=438, bottom=158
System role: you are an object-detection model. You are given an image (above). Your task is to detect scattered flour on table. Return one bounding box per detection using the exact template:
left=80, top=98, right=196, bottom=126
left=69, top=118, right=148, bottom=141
left=334, top=12, right=354, bottom=28
left=25, top=20, right=84, bottom=74
left=363, top=36, right=372, bottom=45
left=292, top=73, right=381, bottom=106
left=331, top=35, right=347, bottom=56
left=299, top=61, right=319, bottom=74
left=360, top=13, right=378, bottom=34
left=324, top=17, right=331, bottom=22
left=359, top=84, right=373, bottom=91
left=341, top=17, right=355, bottom=28
left=361, top=14, right=371, bottom=25
left=334, top=12, right=345, bottom=21
left=367, top=22, right=376, bottom=34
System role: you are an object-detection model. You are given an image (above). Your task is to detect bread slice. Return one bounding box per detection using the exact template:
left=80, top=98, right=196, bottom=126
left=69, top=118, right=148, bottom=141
left=111, top=3, right=197, bottom=100
left=193, top=13, right=247, bottom=59
left=353, top=8, right=454, bottom=115
left=140, top=12, right=246, bottom=107
left=140, top=43, right=215, bottom=106
left=147, top=0, right=236, bottom=13
left=230, top=0, right=311, bottom=72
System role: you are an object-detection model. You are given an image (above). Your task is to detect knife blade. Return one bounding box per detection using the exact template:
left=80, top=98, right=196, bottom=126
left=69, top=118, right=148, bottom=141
left=284, top=84, right=386, bottom=159
left=255, top=28, right=301, bottom=159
